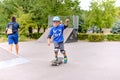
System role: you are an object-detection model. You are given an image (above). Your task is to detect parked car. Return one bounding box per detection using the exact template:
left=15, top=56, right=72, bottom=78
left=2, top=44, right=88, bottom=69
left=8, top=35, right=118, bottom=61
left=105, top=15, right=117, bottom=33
left=111, top=21, right=120, bottom=34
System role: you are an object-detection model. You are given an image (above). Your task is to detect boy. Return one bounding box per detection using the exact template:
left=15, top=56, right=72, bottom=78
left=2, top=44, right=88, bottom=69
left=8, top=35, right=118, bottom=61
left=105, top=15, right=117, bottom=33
left=47, top=16, right=69, bottom=64
left=6, top=16, right=20, bottom=55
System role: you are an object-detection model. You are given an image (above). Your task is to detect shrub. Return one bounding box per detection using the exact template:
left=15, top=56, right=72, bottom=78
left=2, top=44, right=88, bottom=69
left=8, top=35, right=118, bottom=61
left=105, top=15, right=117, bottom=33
left=77, top=33, right=88, bottom=40
left=0, top=33, right=7, bottom=42
left=88, top=34, right=104, bottom=42
left=107, top=34, right=120, bottom=41
left=19, top=35, right=29, bottom=41
left=32, top=33, right=43, bottom=39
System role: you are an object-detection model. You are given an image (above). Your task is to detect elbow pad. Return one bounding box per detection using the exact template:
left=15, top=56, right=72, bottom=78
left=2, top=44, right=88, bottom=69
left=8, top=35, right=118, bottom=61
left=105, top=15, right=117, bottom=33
left=64, top=25, right=68, bottom=29
left=47, top=35, right=51, bottom=39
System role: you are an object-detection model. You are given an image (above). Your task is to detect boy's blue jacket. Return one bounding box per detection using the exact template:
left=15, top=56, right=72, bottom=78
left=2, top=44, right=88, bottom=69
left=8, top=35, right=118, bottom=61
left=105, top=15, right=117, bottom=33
left=48, top=24, right=65, bottom=43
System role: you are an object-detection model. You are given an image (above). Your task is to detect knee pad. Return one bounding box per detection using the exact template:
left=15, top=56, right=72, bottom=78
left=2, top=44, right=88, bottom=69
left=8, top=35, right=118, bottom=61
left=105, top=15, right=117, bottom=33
left=54, top=47, right=59, bottom=53
left=60, top=50, right=65, bottom=54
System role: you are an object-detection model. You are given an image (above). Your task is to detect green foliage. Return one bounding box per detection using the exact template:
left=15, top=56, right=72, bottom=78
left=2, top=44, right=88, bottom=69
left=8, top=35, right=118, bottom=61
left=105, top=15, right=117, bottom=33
left=77, top=33, right=88, bottom=40
left=0, top=33, right=7, bottom=42
left=107, top=34, right=120, bottom=41
left=0, top=3, right=8, bottom=32
left=17, top=13, right=37, bottom=35
left=19, top=32, right=43, bottom=40
left=116, top=7, right=120, bottom=19
left=77, top=33, right=120, bottom=42
left=83, top=0, right=116, bottom=33
left=0, top=0, right=81, bottom=40
left=88, top=34, right=104, bottom=42
left=101, top=0, right=116, bottom=28
left=77, top=33, right=104, bottom=42
left=19, top=35, right=29, bottom=41
left=32, top=33, right=43, bottom=39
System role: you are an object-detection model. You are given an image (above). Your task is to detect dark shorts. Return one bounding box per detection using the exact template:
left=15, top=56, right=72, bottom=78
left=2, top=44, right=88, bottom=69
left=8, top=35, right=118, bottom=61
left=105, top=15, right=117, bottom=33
left=8, top=34, right=19, bottom=44
left=54, top=42, right=65, bottom=53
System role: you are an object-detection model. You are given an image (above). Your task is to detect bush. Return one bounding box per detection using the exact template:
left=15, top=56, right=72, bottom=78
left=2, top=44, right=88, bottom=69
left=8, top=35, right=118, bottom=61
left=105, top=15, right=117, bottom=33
left=32, top=33, right=43, bottom=39
left=19, top=35, right=29, bottom=41
left=88, top=34, right=104, bottom=42
left=107, top=34, right=120, bottom=41
left=77, top=33, right=88, bottom=40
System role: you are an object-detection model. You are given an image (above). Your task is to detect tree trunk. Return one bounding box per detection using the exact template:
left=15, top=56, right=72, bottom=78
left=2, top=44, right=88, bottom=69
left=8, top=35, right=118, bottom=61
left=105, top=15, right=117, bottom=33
left=43, top=25, right=46, bottom=32
left=37, top=26, right=41, bottom=33
left=28, top=26, right=33, bottom=38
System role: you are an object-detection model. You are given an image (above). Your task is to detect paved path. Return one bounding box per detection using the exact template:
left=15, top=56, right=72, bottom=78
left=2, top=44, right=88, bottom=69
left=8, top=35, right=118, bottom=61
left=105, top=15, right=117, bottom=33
left=0, top=41, right=120, bottom=80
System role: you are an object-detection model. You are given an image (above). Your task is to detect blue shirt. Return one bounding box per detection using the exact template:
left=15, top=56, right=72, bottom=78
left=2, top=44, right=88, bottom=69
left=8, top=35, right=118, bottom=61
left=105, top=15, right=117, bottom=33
left=6, top=22, right=20, bottom=34
left=49, top=24, right=65, bottom=43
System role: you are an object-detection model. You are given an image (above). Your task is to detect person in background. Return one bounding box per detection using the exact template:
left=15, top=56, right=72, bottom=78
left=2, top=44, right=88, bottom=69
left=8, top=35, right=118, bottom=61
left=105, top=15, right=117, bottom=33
left=6, top=16, right=20, bottom=55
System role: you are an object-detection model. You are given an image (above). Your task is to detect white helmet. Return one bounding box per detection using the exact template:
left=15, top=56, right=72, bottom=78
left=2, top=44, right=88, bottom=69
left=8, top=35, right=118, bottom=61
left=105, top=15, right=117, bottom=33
left=52, top=16, right=60, bottom=22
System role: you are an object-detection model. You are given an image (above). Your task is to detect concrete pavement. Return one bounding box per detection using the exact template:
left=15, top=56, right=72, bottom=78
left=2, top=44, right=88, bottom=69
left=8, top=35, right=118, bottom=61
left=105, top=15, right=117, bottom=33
left=0, top=41, right=120, bottom=80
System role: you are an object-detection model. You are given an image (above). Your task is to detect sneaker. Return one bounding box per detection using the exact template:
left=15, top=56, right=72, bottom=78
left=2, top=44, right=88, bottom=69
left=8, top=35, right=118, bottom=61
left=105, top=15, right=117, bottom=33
left=55, top=57, right=58, bottom=61
left=64, top=57, right=67, bottom=64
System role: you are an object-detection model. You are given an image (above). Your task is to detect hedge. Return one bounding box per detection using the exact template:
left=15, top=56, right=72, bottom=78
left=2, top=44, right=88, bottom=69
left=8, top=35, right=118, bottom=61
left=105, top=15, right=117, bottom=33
left=77, top=33, right=88, bottom=40
left=88, top=34, right=104, bottom=42
left=107, top=34, right=120, bottom=41
left=78, top=33, right=104, bottom=42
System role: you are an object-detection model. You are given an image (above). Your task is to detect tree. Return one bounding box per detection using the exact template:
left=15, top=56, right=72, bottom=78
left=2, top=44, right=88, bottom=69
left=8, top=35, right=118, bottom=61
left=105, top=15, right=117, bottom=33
left=83, top=0, right=116, bottom=33
left=101, top=0, right=116, bottom=28
left=0, top=1, right=10, bottom=32
left=115, top=7, right=120, bottom=19
left=0, top=0, right=82, bottom=35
